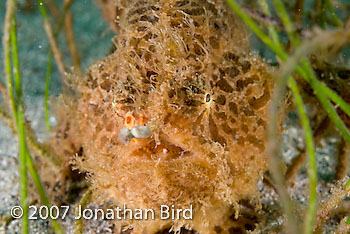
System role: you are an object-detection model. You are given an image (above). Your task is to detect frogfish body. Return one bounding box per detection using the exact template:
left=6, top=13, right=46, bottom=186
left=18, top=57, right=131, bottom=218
left=55, top=0, right=275, bottom=233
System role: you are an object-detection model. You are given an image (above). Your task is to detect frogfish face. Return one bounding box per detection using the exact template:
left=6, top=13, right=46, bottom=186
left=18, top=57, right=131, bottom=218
left=73, top=0, right=274, bottom=231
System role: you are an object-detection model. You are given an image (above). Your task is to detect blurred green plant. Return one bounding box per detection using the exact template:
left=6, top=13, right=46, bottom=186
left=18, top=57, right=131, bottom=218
left=226, top=0, right=350, bottom=233
left=40, top=0, right=75, bottom=131
left=3, top=0, right=63, bottom=233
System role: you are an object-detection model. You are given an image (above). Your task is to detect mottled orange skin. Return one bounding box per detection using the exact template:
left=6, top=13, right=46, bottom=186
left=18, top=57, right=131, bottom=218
left=53, top=0, right=275, bottom=233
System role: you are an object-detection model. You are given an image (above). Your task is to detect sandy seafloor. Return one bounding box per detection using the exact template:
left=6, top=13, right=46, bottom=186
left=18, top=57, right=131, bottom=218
left=0, top=0, right=348, bottom=233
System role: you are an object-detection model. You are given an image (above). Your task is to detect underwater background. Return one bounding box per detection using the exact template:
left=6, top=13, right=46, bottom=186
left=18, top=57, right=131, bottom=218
left=0, top=0, right=349, bottom=233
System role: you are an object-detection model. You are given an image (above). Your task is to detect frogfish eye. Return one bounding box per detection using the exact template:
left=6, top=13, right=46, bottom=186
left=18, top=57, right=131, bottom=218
left=205, top=93, right=211, bottom=103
